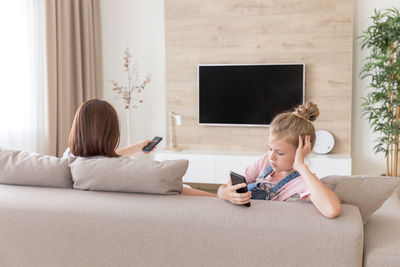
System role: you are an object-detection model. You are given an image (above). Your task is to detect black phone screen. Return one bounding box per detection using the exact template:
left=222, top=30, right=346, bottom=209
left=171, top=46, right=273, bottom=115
left=230, top=172, right=251, bottom=207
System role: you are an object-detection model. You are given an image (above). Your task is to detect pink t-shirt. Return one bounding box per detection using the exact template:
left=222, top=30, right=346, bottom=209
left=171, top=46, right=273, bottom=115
left=244, top=154, right=310, bottom=201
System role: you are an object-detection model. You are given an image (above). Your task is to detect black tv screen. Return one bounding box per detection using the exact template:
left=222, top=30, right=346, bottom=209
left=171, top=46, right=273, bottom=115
left=198, top=64, right=304, bottom=126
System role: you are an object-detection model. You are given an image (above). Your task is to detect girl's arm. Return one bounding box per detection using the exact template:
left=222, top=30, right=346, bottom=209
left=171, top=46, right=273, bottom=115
left=215, top=155, right=266, bottom=203
left=217, top=180, right=251, bottom=205
left=116, top=139, right=151, bottom=156
left=293, top=136, right=342, bottom=219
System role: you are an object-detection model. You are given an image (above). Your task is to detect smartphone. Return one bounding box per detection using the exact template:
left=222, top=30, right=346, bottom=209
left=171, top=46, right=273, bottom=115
left=230, top=171, right=251, bottom=207
left=142, top=136, right=163, bottom=152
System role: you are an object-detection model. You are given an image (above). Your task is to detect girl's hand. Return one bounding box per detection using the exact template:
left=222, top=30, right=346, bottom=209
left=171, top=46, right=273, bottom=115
left=293, top=135, right=311, bottom=171
left=217, top=179, right=251, bottom=205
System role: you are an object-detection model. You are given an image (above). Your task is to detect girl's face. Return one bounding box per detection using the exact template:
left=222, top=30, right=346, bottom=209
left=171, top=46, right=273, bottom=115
left=267, top=134, right=297, bottom=173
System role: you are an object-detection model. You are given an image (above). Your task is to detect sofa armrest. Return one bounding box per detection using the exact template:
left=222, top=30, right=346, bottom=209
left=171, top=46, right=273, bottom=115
left=364, top=194, right=400, bottom=267
left=0, top=185, right=363, bottom=267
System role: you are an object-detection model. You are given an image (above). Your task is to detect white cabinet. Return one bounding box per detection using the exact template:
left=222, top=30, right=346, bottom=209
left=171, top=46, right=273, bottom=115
left=306, top=153, right=352, bottom=178
left=175, top=153, right=215, bottom=183
left=213, top=155, right=260, bottom=184
left=154, top=150, right=352, bottom=184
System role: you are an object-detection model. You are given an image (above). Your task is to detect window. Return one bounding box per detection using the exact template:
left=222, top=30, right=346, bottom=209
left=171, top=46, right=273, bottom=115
left=0, top=0, right=46, bottom=153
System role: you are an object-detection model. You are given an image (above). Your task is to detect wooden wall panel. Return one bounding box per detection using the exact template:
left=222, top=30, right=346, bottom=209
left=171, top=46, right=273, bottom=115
left=165, top=0, right=353, bottom=154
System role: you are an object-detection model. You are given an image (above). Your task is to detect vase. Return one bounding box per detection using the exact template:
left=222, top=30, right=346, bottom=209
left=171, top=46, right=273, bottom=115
left=126, top=108, right=132, bottom=146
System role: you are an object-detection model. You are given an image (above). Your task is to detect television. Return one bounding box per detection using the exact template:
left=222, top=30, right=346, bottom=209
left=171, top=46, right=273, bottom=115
left=198, top=63, right=305, bottom=126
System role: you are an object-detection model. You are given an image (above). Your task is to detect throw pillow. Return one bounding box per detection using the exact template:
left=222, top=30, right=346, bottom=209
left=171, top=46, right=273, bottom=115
left=70, top=156, right=187, bottom=194
left=0, top=147, right=73, bottom=188
left=321, top=175, right=400, bottom=224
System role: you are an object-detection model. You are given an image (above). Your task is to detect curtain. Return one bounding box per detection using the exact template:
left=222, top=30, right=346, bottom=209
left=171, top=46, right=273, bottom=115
left=45, top=0, right=103, bottom=157
left=0, top=0, right=46, bottom=153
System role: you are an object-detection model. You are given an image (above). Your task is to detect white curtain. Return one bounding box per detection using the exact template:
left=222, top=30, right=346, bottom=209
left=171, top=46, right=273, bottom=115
left=0, top=0, right=46, bottom=153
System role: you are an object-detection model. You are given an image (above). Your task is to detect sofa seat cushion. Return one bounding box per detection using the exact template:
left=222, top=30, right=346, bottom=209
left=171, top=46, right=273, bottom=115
left=364, top=194, right=400, bottom=267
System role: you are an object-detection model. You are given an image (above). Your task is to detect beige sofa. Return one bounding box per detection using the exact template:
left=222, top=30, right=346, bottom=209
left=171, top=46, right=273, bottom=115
left=1, top=148, right=399, bottom=266
left=3, top=183, right=393, bottom=267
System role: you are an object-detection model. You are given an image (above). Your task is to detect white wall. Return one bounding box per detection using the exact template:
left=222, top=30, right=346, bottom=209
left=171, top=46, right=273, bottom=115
left=100, top=0, right=398, bottom=175
left=100, top=0, right=166, bottom=149
left=352, top=0, right=399, bottom=175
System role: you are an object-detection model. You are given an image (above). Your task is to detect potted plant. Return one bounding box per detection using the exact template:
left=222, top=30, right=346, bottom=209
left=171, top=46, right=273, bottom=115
left=359, top=7, right=400, bottom=177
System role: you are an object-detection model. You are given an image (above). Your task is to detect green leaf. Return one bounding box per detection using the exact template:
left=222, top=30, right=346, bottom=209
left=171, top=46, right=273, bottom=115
left=358, top=7, right=400, bottom=156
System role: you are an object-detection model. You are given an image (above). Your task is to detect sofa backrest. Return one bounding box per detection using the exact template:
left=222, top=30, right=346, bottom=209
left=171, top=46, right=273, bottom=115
left=0, top=184, right=363, bottom=267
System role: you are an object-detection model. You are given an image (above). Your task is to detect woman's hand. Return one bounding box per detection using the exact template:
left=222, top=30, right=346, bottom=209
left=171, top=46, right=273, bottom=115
left=116, top=139, right=152, bottom=156
left=138, top=139, right=153, bottom=153
left=293, top=135, right=311, bottom=172
left=217, top=179, right=251, bottom=205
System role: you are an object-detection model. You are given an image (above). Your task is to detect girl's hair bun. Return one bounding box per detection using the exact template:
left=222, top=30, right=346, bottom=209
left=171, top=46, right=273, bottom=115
left=293, top=102, right=320, bottom=122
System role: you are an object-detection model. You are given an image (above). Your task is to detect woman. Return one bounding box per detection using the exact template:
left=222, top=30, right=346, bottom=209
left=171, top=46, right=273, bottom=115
left=66, top=98, right=214, bottom=197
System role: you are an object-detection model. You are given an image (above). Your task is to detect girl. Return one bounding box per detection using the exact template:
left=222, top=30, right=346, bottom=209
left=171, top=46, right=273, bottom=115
left=217, top=102, right=342, bottom=219
left=66, top=98, right=214, bottom=197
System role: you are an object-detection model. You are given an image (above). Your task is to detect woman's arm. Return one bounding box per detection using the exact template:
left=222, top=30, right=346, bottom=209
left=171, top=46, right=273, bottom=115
left=116, top=140, right=151, bottom=156
left=181, top=182, right=251, bottom=204
left=294, top=136, right=341, bottom=219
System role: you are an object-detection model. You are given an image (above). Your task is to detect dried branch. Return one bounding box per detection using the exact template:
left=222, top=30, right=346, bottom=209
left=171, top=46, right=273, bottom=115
left=110, top=47, right=151, bottom=110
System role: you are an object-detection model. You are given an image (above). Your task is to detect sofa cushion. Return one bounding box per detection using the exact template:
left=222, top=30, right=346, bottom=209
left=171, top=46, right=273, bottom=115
left=0, top=147, right=73, bottom=188
left=70, top=156, right=186, bottom=194
left=321, top=175, right=400, bottom=224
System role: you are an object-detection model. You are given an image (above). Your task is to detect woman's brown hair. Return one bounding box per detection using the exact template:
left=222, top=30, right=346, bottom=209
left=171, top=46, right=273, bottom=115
left=69, top=99, right=120, bottom=157
left=270, top=102, right=320, bottom=149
